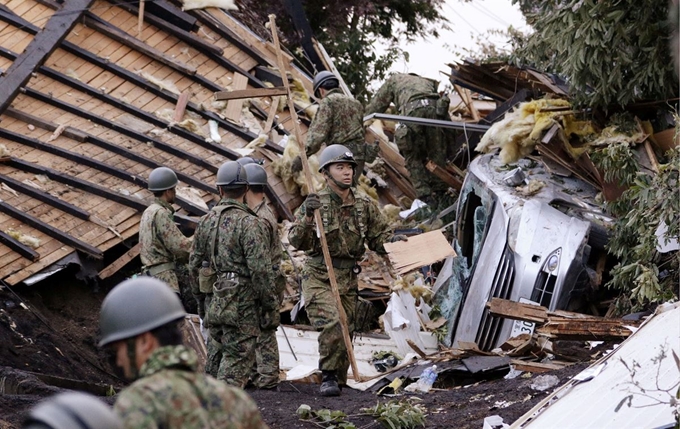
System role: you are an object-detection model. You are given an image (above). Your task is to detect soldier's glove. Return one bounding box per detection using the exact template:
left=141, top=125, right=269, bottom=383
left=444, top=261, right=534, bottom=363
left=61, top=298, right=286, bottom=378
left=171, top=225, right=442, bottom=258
left=260, top=308, right=281, bottom=331
left=305, top=193, right=322, bottom=217
left=390, top=234, right=408, bottom=243
left=291, top=156, right=303, bottom=173
left=193, top=294, right=206, bottom=319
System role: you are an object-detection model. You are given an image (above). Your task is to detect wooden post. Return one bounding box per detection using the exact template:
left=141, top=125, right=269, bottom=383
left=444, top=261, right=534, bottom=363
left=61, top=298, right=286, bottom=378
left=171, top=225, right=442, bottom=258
left=268, top=15, right=363, bottom=382
left=138, top=0, right=145, bottom=37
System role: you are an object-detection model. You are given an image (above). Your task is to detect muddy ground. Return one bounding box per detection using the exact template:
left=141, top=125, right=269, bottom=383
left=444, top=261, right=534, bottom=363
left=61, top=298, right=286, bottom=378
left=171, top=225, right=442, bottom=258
left=0, top=266, right=591, bottom=428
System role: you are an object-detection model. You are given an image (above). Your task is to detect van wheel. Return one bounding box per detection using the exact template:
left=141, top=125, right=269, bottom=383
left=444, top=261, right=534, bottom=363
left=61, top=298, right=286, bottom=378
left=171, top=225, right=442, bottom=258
left=588, top=223, right=610, bottom=251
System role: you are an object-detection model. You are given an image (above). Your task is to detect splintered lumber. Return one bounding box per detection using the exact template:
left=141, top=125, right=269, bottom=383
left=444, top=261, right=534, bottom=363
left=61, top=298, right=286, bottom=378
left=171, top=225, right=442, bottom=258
left=98, top=243, right=141, bottom=280
left=214, top=87, right=288, bottom=101
left=384, top=230, right=456, bottom=275
left=487, top=298, right=548, bottom=323
left=487, top=298, right=637, bottom=340
left=536, top=318, right=635, bottom=340
left=224, top=73, right=250, bottom=121
left=425, top=160, right=463, bottom=191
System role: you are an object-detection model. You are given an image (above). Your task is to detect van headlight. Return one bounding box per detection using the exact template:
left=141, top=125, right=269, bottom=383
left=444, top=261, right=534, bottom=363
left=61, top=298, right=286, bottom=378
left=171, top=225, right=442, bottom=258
left=546, top=251, right=560, bottom=272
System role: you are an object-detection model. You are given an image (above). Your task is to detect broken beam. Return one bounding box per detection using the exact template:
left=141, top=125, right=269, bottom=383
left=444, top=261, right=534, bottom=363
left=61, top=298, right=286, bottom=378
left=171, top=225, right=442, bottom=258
left=0, top=0, right=95, bottom=115
left=487, top=297, right=548, bottom=324
left=99, top=242, right=140, bottom=279
left=214, top=87, right=288, bottom=101
left=425, top=160, right=462, bottom=191
left=363, top=113, right=491, bottom=132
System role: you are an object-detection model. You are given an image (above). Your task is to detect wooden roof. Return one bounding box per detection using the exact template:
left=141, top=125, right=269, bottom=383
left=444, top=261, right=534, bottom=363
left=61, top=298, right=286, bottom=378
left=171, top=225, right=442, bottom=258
left=0, top=0, right=319, bottom=284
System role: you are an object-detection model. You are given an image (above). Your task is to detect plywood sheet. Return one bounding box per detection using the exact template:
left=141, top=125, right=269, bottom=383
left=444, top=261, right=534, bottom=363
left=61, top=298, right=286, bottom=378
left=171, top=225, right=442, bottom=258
left=384, top=230, right=456, bottom=275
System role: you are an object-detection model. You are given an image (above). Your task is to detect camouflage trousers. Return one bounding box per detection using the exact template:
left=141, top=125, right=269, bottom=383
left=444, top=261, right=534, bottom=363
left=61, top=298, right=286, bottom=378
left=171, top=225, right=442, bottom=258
left=302, top=264, right=357, bottom=385
left=251, top=327, right=280, bottom=388
left=208, top=324, right=258, bottom=388
left=396, top=105, right=450, bottom=198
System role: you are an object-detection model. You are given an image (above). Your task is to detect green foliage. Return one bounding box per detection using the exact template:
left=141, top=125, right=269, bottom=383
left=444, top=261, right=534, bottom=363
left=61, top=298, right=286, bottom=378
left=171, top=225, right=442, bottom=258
left=451, top=27, right=529, bottom=63
left=511, top=0, right=678, bottom=109
left=590, top=142, right=640, bottom=186
left=600, top=146, right=680, bottom=313
left=296, top=404, right=357, bottom=429
left=361, top=398, right=428, bottom=429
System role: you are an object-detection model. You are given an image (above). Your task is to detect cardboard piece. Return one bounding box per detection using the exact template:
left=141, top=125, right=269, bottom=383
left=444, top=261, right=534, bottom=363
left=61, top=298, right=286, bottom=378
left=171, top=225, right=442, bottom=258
left=384, top=230, right=456, bottom=274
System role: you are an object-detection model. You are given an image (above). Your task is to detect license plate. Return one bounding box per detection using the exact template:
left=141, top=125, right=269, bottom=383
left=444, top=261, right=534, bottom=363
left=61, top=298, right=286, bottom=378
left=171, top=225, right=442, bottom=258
left=509, top=298, right=539, bottom=338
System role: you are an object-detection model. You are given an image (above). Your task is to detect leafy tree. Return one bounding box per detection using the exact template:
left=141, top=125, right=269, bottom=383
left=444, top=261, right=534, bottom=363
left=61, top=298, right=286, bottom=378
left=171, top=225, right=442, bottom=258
left=510, top=0, right=678, bottom=109
left=233, top=0, right=447, bottom=102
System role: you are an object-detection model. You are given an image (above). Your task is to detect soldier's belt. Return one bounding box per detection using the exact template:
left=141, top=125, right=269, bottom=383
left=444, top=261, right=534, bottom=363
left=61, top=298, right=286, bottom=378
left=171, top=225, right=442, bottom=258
left=309, top=256, right=357, bottom=269
left=402, top=98, right=437, bottom=114
left=143, top=262, right=176, bottom=276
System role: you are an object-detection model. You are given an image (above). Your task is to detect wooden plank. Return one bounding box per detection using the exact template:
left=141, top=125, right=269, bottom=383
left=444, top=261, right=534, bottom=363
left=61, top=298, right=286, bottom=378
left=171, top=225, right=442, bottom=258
left=510, top=359, right=570, bottom=373
left=215, top=86, right=288, bottom=101
left=173, top=90, right=190, bottom=122
left=98, top=242, right=140, bottom=279
left=425, top=160, right=462, bottom=191
left=0, top=0, right=95, bottom=115
left=487, top=298, right=548, bottom=324
left=224, top=73, right=249, bottom=122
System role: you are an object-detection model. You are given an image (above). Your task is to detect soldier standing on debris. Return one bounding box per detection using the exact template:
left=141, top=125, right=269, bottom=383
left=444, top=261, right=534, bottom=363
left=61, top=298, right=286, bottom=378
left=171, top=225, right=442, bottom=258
left=189, top=161, right=278, bottom=388
left=289, top=145, right=406, bottom=396
left=139, top=167, right=192, bottom=297
left=242, top=161, right=283, bottom=389
left=364, top=73, right=451, bottom=207
left=291, top=71, right=378, bottom=185
left=98, top=277, right=268, bottom=428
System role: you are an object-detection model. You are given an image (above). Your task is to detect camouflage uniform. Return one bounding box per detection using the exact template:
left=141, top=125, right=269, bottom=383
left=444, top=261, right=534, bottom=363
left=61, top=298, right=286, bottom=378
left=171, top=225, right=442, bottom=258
left=114, top=344, right=268, bottom=429
left=189, top=198, right=276, bottom=388
left=139, top=198, right=192, bottom=293
left=306, top=88, right=369, bottom=183
left=365, top=73, right=450, bottom=199
left=251, top=200, right=283, bottom=389
left=289, top=187, right=392, bottom=384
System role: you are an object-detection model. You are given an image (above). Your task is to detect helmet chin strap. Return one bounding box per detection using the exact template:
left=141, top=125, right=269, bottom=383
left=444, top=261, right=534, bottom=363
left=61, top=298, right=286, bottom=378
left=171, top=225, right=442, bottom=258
left=126, top=338, right=139, bottom=381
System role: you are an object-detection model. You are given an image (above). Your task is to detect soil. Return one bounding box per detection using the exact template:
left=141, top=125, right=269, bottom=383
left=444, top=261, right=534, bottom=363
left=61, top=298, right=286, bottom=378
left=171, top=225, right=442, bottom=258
left=0, top=266, right=591, bottom=428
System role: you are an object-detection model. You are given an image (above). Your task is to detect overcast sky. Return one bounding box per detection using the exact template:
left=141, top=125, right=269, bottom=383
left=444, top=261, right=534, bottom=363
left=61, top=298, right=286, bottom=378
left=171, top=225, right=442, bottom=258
left=380, top=0, right=528, bottom=86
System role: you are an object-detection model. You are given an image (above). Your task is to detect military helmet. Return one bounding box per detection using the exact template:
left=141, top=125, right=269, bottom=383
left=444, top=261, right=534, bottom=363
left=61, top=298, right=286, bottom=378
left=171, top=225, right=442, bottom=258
left=318, top=144, right=357, bottom=172
left=215, top=161, right=248, bottom=188
left=23, top=392, right=122, bottom=429
left=98, top=277, right=185, bottom=347
left=148, top=167, right=178, bottom=192
left=313, top=71, right=339, bottom=98
left=243, top=163, right=267, bottom=186
left=236, top=156, right=256, bottom=166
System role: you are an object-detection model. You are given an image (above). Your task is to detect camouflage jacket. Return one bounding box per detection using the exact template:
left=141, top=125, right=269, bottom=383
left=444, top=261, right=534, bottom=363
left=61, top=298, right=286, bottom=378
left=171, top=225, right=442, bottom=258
left=254, top=199, right=281, bottom=268
left=139, top=198, right=192, bottom=268
left=114, top=345, right=268, bottom=429
left=306, top=88, right=366, bottom=160
left=289, top=186, right=392, bottom=265
left=189, top=198, right=275, bottom=309
left=365, top=73, right=439, bottom=115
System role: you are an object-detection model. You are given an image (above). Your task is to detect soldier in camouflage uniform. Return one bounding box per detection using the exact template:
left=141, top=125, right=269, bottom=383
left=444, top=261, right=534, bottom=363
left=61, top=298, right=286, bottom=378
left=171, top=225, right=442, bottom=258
left=243, top=162, right=283, bottom=389
left=289, top=145, right=406, bottom=396
left=365, top=73, right=451, bottom=205
left=189, top=161, right=278, bottom=388
left=139, top=167, right=192, bottom=295
left=291, top=71, right=377, bottom=185
left=98, top=277, right=268, bottom=429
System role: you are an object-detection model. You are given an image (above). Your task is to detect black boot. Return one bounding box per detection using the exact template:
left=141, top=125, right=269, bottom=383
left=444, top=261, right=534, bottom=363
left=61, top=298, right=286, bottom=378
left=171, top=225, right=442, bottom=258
left=320, top=370, right=341, bottom=397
